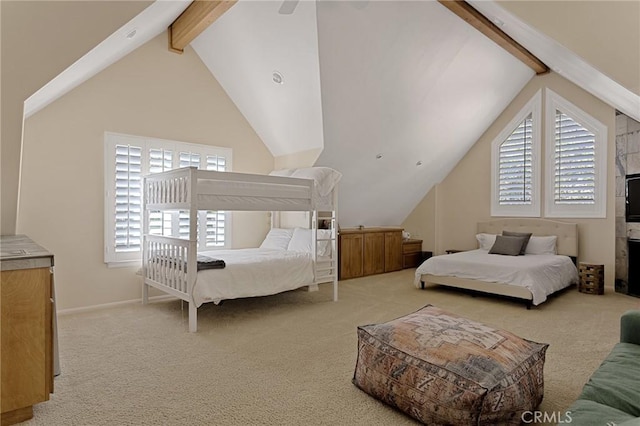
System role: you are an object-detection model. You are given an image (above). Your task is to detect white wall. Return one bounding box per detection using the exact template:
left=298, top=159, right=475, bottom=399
left=17, top=34, right=274, bottom=310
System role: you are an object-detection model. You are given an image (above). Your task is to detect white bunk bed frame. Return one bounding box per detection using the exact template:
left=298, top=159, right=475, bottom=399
left=141, top=167, right=339, bottom=332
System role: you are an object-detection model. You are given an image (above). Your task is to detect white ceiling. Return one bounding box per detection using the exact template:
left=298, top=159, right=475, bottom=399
left=192, top=0, right=324, bottom=157
left=314, top=0, right=533, bottom=226
left=190, top=0, right=532, bottom=226
left=25, top=0, right=640, bottom=228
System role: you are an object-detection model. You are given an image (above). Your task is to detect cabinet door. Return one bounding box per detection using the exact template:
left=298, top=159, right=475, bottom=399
left=339, top=234, right=364, bottom=280
left=363, top=232, right=385, bottom=276
left=1, top=268, right=51, bottom=413
left=384, top=231, right=403, bottom=272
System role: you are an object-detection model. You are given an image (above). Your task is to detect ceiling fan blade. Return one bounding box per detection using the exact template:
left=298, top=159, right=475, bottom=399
left=351, top=1, right=369, bottom=10
left=278, top=0, right=299, bottom=15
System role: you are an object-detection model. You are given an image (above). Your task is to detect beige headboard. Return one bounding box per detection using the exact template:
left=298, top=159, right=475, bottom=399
left=477, top=218, right=578, bottom=258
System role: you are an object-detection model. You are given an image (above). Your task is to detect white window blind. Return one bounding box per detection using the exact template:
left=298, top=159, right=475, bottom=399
left=553, top=110, right=596, bottom=204
left=114, top=145, right=142, bottom=253
left=491, top=90, right=541, bottom=217
left=177, top=152, right=227, bottom=248
left=148, top=148, right=173, bottom=237
left=498, top=114, right=533, bottom=205
left=544, top=89, right=607, bottom=218
left=105, top=133, right=232, bottom=265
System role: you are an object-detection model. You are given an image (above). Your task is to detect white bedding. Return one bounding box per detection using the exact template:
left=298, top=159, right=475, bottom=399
left=414, top=249, right=578, bottom=305
left=192, top=248, right=314, bottom=306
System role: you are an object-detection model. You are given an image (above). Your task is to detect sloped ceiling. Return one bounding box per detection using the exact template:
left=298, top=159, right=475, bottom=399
left=192, top=0, right=323, bottom=157
left=24, top=1, right=637, bottom=229
left=192, top=0, right=533, bottom=227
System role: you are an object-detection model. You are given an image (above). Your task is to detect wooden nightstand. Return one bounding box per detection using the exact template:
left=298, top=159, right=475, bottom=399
left=403, top=239, right=430, bottom=269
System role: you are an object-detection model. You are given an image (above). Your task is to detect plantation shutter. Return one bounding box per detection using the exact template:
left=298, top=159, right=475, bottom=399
left=205, top=155, right=226, bottom=247
left=176, top=152, right=227, bottom=248
left=114, top=144, right=142, bottom=252
left=554, top=110, right=596, bottom=205
left=148, top=148, right=173, bottom=236
left=105, top=133, right=233, bottom=264
left=178, top=152, right=201, bottom=240
left=498, top=114, right=533, bottom=205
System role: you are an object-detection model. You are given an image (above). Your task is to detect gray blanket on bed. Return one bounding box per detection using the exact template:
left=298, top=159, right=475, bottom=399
left=197, top=255, right=226, bottom=271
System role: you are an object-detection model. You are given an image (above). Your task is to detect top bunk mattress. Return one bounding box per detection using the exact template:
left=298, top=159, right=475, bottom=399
left=414, top=249, right=578, bottom=305
left=196, top=178, right=314, bottom=211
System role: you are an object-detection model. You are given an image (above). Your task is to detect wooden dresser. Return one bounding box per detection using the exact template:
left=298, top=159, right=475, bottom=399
left=1, top=235, right=54, bottom=425
left=338, top=228, right=403, bottom=280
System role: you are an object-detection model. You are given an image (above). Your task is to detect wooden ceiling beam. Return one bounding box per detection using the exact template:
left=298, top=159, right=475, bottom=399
left=169, top=0, right=237, bottom=54
left=438, top=0, right=549, bottom=75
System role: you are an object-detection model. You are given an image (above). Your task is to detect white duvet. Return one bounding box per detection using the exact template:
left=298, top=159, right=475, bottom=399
left=414, top=249, right=578, bottom=305
left=192, top=248, right=314, bottom=306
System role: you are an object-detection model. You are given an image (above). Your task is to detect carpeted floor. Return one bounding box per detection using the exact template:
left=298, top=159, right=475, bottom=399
left=26, top=269, right=639, bottom=425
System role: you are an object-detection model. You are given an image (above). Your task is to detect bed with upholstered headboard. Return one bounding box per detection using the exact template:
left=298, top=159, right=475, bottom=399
left=415, top=218, right=579, bottom=308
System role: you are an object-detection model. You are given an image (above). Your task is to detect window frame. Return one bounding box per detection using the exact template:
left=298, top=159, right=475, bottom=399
left=104, top=132, right=233, bottom=267
left=544, top=89, right=607, bottom=218
left=491, top=90, right=542, bottom=217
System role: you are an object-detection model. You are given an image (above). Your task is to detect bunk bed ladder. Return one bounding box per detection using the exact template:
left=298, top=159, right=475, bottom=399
left=313, top=207, right=338, bottom=301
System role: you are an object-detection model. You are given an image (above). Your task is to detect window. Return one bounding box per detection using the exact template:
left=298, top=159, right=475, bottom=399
left=491, top=90, right=542, bottom=217
left=104, top=133, right=232, bottom=266
left=545, top=89, right=607, bottom=218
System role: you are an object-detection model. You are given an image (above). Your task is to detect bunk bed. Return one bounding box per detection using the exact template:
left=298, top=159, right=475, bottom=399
left=141, top=166, right=340, bottom=332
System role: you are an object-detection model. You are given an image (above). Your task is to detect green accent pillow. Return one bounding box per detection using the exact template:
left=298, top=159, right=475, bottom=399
left=502, top=230, right=533, bottom=255
left=489, top=235, right=527, bottom=256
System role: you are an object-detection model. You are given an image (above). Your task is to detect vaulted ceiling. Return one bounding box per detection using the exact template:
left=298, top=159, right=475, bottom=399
left=23, top=0, right=640, bottom=228
left=193, top=0, right=533, bottom=226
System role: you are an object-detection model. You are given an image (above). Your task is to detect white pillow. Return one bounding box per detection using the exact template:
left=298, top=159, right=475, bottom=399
left=476, top=233, right=497, bottom=251
left=269, top=169, right=296, bottom=177
left=287, top=228, right=332, bottom=256
left=291, top=167, right=342, bottom=197
left=525, top=236, right=557, bottom=255
left=259, top=228, right=294, bottom=250
left=288, top=228, right=313, bottom=253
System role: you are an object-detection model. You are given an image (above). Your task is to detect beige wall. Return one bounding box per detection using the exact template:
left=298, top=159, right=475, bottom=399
left=17, top=34, right=274, bottom=310
left=401, top=186, right=437, bottom=253
left=498, top=0, right=640, bottom=96
left=1, top=0, right=151, bottom=235
left=403, top=72, right=617, bottom=287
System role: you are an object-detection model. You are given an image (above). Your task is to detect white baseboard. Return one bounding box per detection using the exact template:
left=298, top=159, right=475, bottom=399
left=57, top=294, right=176, bottom=316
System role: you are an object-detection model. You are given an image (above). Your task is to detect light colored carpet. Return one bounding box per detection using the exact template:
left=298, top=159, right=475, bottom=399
left=26, top=269, right=639, bottom=425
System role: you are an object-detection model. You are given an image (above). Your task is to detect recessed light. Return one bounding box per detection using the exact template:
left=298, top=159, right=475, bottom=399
left=416, top=160, right=423, bottom=166
left=272, top=71, right=284, bottom=85
left=376, top=153, right=383, bottom=160
left=125, top=29, right=137, bottom=40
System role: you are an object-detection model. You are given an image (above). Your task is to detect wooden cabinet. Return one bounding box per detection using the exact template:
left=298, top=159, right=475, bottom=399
left=1, top=236, right=54, bottom=425
left=338, top=228, right=403, bottom=280
left=364, top=232, right=385, bottom=275
left=339, top=233, right=364, bottom=280
left=385, top=231, right=403, bottom=272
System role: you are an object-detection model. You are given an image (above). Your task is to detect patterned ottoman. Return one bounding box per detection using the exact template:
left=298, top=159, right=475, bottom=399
left=353, top=305, right=548, bottom=425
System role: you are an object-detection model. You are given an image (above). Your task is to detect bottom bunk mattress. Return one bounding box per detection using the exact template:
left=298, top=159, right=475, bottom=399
left=414, top=249, right=578, bottom=306
left=193, top=248, right=314, bottom=306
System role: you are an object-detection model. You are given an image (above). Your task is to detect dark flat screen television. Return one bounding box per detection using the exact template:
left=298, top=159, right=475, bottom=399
left=627, top=174, right=640, bottom=222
